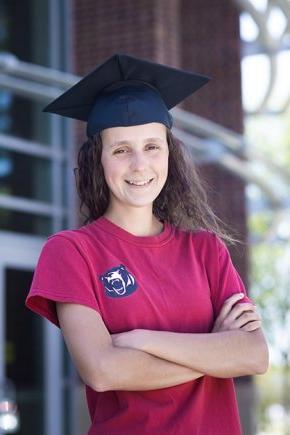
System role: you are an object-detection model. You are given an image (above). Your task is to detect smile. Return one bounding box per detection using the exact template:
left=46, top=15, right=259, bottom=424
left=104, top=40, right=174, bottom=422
left=125, top=178, right=154, bottom=186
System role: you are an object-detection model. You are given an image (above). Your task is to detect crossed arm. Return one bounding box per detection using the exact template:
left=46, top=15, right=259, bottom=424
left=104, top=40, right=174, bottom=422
left=57, top=293, right=269, bottom=392
left=57, top=301, right=204, bottom=391
left=111, top=293, right=269, bottom=379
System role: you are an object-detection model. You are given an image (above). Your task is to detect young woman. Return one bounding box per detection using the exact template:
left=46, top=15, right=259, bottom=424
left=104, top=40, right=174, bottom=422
left=26, top=54, right=269, bottom=435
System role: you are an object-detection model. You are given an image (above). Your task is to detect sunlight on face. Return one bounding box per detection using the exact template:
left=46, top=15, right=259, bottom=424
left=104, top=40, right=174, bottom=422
left=100, top=122, right=169, bottom=213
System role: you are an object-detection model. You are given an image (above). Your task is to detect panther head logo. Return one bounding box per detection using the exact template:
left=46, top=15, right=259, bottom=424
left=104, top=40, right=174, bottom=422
left=99, top=264, right=138, bottom=298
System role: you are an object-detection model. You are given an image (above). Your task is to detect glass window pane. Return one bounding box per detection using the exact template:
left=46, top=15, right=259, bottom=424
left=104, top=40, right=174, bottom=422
left=0, top=148, right=52, bottom=201
left=0, top=0, right=51, bottom=144
left=0, top=94, right=52, bottom=144
left=6, top=268, right=44, bottom=435
left=0, top=209, right=52, bottom=235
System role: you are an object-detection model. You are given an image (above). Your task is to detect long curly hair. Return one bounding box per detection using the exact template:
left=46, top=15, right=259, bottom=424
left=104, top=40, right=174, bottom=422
left=74, top=129, right=236, bottom=243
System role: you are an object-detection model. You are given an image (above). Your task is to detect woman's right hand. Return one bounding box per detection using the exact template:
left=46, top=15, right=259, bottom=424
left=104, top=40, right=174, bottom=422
left=212, top=293, right=262, bottom=333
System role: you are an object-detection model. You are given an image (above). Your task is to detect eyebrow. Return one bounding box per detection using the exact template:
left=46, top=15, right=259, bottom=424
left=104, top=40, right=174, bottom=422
left=110, top=137, right=164, bottom=148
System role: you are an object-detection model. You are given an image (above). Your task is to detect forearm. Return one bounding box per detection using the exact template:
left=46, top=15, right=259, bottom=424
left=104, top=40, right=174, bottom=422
left=98, top=345, right=204, bottom=392
left=139, top=329, right=269, bottom=378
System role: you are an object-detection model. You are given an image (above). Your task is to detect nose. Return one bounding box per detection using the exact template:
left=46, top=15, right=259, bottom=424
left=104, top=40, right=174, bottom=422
left=130, top=150, right=147, bottom=171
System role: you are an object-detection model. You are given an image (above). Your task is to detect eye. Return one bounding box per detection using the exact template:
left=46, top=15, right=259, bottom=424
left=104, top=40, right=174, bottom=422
left=146, top=144, right=160, bottom=150
left=113, top=148, right=128, bottom=155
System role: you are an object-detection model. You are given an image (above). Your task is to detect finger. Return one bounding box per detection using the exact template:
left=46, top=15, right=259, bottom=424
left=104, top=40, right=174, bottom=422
left=241, top=321, right=262, bottom=332
left=226, top=302, right=256, bottom=323
left=217, top=293, right=245, bottom=323
left=241, top=321, right=261, bottom=332
left=234, top=311, right=261, bottom=328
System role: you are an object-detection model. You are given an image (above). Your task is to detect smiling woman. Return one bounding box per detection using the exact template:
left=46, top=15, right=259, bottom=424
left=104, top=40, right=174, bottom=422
left=99, top=123, right=169, bottom=232
left=25, top=53, right=268, bottom=435
left=75, top=123, right=234, bottom=240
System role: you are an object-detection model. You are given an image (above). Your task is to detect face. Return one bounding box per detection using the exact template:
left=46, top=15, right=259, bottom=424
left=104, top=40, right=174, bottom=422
left=100, top=122, right=169, bottom=213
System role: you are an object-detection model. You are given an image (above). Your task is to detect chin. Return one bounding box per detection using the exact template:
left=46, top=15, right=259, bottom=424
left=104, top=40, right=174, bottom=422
left=127, top=201, right=155, bottom=208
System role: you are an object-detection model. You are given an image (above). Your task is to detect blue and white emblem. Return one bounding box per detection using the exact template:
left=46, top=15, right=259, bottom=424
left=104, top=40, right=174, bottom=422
left=99, top=264, right=138, bottom=298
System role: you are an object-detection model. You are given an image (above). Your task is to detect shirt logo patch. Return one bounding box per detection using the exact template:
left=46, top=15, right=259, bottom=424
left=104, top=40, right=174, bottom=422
left=99, top=264, right=138, bottom=298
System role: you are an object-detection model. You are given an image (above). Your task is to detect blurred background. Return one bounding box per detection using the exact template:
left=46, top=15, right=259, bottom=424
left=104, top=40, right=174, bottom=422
left=0, top=0, right=289, bottom=434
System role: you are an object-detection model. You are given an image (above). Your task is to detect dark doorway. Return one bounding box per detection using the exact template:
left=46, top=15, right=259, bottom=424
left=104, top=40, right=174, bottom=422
left=5, top=268, right=44, bottom=435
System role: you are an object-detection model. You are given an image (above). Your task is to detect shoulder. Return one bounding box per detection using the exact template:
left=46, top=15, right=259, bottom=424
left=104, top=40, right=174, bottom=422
left=174, top=226, right=223, bottom=248
left=40, top=224, right=94, bottom=258
left=172, top=226, right=229, bottom=262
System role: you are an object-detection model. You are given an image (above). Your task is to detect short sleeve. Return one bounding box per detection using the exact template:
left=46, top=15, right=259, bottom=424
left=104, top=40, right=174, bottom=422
left=207, top=234, right=254, bottom=318
left=25, top=234, right=101, bottom=328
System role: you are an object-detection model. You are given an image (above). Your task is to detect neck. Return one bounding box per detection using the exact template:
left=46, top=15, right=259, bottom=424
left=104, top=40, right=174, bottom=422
left=103, top=205, right=163, bottom=237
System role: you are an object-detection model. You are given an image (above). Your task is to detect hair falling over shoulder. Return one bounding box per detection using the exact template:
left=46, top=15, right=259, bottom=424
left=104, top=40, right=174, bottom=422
left=74, top=130, right=236, bottom=244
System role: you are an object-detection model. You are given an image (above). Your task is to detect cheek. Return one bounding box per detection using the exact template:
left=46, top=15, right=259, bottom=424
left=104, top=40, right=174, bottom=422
left=157, top=154, right=169, bottom=179
left=101, top=157, right=124, bottom=185
left=100, top=158, right=109, bottom=185
left=101, top=153, right=112, bottom=176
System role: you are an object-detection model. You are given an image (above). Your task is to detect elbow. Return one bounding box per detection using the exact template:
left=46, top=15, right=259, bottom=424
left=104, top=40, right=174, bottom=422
left=94, top=380, right=111, bottom=393
left=253, top=351, right=269, bottom=375
left=94, top=358, right=115, bottom=392
left=86, top=347, right=115, bottom=392
left=243, top=329, right=270, bottom=376
left=91, top=371, right=111, bottom=392
left=81, top=367, right=110, bottom=393
left=251, top=341, right=269, bottom=375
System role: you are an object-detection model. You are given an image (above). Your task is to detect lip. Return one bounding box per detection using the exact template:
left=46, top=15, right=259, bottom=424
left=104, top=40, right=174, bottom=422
left=125, top=178, right=154, bottom=187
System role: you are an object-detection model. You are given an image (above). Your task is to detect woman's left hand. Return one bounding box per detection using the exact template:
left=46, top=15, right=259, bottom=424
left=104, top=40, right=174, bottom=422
left=111, top=329, right=146, bottom=351
left=212, top=294, right=261, bottom=333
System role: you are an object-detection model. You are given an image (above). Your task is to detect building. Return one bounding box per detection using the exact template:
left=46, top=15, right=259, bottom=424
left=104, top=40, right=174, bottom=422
left=0, top=1, right=253, bottom=434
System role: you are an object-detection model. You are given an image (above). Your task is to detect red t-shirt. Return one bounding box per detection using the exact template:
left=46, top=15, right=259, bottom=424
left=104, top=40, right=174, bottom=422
left=26, top=216, right=252, bottom=435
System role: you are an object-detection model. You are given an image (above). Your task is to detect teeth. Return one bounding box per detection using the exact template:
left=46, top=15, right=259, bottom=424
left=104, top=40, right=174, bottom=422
left=127, top=179, right=152, bottom=186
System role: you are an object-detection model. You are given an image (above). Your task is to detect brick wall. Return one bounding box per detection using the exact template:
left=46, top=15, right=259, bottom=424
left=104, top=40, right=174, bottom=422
left=71, top=1, right=254, bottom=432
left=177, top=3, right=253, bottom=429
left=179, top=0, right=248, bottom=285
left=71, top=0, right=248, bottom=283
left=180, top=0, right=243, bottom=131
left=71, top=0, right=181, bottom=143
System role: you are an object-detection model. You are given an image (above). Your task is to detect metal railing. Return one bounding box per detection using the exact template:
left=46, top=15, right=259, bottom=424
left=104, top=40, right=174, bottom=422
left=0, top=51, right=289, bottom=223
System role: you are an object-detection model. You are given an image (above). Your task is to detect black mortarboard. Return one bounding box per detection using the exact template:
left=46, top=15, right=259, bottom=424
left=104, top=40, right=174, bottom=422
left=43, top=53, right=210, bottom=137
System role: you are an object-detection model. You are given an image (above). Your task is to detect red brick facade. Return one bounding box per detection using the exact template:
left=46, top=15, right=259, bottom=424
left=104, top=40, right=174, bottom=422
left=71, top=1, right=253, bottom=431
left=178, top=0, right=248, bottom=287
left=71, top=0, right=248, bottom=286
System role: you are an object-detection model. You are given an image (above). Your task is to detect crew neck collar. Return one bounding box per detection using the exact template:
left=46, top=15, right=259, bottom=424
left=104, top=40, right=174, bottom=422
left=92, top=216, right=174, bottom=247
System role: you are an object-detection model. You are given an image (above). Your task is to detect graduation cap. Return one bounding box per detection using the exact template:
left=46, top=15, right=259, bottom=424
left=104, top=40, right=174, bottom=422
left=43, top=53, right=210, bottom=137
